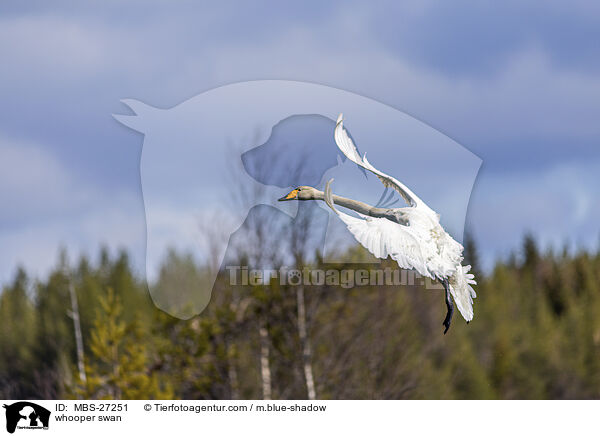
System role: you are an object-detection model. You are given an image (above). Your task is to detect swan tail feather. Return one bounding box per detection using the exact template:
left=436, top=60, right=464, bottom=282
left=448, top=264, right=477, bottom=322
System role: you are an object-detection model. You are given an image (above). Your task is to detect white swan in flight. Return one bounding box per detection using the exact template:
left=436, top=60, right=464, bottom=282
left=279, top=114, right=476, bottom=333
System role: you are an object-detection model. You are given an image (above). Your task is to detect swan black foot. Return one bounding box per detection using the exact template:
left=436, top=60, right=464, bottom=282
left=442, top=278, right=454, bottom=334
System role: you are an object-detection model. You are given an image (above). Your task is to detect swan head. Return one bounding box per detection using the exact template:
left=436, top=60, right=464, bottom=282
left=278, top=186, right=319, bottom=201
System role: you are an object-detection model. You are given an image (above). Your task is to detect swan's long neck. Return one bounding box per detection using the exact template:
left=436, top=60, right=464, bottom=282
left=310, top=190, right=388, bottom=218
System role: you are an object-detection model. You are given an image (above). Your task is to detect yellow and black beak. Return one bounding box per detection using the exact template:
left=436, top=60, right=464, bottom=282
left=278, top=189, right=299, bottom=201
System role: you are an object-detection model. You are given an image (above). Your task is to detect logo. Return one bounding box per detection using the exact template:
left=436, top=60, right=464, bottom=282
left=113, top=80, right=482, bottom=320
left=3, top=402, right=50, bottom=433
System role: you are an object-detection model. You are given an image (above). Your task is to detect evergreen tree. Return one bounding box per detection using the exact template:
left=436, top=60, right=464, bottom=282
left=0, top=268, right=37, bottom=398
left=2, top=234, right=600, bottom=400
left=71, top=287, right=172, bottom=399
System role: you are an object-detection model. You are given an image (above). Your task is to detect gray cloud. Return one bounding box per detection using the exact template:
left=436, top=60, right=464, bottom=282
left=0, top=1, right=598, bottom=280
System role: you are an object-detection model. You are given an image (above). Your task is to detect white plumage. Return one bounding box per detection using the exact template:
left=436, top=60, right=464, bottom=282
left=328, top=114, right=477, bottom=323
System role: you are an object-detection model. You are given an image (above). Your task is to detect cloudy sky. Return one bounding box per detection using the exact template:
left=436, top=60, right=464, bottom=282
left=1, top=1, right=599, bottom=283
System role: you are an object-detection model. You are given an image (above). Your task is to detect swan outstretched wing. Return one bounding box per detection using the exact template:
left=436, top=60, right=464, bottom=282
left=324, top=180, right=435, bottom=278
left=334, top=114, right=428, bottom=210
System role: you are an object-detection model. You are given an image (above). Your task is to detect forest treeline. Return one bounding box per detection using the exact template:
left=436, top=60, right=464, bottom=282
left=1, top=234, right=599, bottom=400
